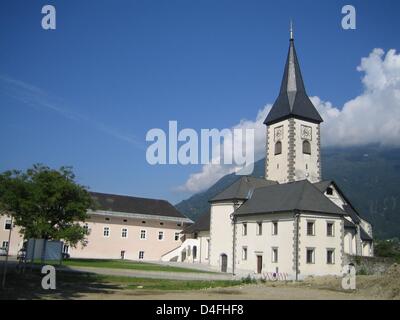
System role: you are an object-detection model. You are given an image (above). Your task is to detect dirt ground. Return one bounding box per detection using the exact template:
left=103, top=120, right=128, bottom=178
left=47, top=264, right=400, bottom=300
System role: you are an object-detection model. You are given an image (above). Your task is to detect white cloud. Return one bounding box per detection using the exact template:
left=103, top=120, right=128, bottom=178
left=179, top=48, right=400, bottom=193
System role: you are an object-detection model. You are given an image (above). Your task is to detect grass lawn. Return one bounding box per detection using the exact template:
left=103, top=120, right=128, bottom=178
left=0, top=269, right=242, bottom=299
left=41, top=258, right=214, bottom=273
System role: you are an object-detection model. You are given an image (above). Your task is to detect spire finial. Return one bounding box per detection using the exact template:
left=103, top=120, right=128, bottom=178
left=290, top=20, right=294, bottom=40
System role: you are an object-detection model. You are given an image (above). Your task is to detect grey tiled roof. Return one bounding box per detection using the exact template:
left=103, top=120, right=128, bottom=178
left=90, top=192, right=188, bottom=219
left=183, top=212, right=210, bottom=234
left=360, top=226, right=373, bottom=241
left=234, top=180, right=346, bottom=216
left=264, top=39, right=323, bottom=125
left=210, top=176, right=277, bottom=202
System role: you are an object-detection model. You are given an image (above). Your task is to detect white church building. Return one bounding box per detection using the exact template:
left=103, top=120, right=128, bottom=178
left=162, top=32, right=374, bottom=280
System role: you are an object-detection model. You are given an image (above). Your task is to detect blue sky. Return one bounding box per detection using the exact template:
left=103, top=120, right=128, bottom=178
left=1, top=0, right=400, bottom=203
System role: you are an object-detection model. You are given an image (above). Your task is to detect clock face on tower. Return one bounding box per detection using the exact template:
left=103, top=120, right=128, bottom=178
left=301, top=125, right=312, bottom=140
left=274, top=126, right=283, bottom=141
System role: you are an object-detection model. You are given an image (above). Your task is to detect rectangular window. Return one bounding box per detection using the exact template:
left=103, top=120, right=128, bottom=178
left=242, top=247, right=248, bottom=260
left=272, top=248, right=279, bottom=263
left=62, top=244, right=69, bottom=254
left=307, top=221, right=315, bottom=236
left=103, top=227, right=110, bottom=237
left=327, top=249, right=335, bottom=264
left=306, top=248, right=315, bottom=264
left=327, top=222, right=334, bottom=237
left=206, top=239, right=210, bottom=259
left=242, top=223, right=247, bottom=236
left=174, top=232, right=180, bottom=241
left=2, top=241, right=9, bottom=249
left=272, top=222, right=278, bottom=235
left=138, top=251, right=144, bottom=260
left=121, top=228, right=128, bottom=238
left=257, top=222, right=262, bottom=236
left=140, top=230, right=146, bottom=240
left=158, top=231, right=164, bottom=241
left=4, top=219, right=12, bottom=230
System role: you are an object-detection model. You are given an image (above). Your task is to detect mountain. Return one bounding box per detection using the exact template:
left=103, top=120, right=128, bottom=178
left=175, top=146, right=400, bottom=239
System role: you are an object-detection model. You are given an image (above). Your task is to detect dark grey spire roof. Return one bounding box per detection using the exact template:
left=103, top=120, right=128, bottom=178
left=234, top=180, right=346, bottom=216
left=264, top=38, right=323, bottom=126
left=210, top=176, right=277, bottom=202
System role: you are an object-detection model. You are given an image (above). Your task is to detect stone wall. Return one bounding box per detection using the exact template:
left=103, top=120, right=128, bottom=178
left=344, top=254, right=394, bottom=275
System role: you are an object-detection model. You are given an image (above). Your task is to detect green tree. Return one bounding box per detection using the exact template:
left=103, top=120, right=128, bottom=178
left=0, top=164, right=94, bottom=247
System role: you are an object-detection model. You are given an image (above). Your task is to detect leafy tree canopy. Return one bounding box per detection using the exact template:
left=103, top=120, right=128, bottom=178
left=0, top=164, right=94, bottom=247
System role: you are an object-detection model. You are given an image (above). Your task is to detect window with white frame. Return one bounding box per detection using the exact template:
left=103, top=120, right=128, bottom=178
left=306, top=248, right=315, bottom=264
left=272, top=247, right=278, bottom=263
left=138, top=251, right=144, bottom=260
left=4, top=219, right=12, bottom=230
left=121, top=228, right=128, bottom=238
left=242, top=223, right=247, bottom=236
left=103, top=227, right=110, bottom=237
left=327, top=222, right=334, bottom=237
left=256, top=222, right=262, bottom=236
left=242, top=247, right=248, bottom=260
left=158, top=231, right=164, bottom=241
left=174, top=232, right=180, bottom=241
left=140, top=229, right=146, bottom=239
left=327, top=249, right=335, bottom=264
left=307, top=221, right=315, bottom=236
left=272, top=221, right=278, bottom=235
left=2, top=241, right=9, bottom=249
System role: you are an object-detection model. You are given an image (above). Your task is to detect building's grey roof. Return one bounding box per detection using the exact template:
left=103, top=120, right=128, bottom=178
left=234, top=180, right=346, bottom=216
left=344, top=219, right=356, bottom=229
left=90, top=192, right=188, bottom=220
left=313, top=180, right=333, bottom=193
left=264, top=38, right=323, bottom=126
left=360, top=227, right=373, bottom=242
left=183, top=212, right=210, bottom=234
left=314, top=180, right=362, bottom=224
left=210, top=176, right=277, bottom=202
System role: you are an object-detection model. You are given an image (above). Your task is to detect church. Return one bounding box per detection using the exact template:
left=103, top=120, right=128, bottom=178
left=162, top=31, right=374, bottom=280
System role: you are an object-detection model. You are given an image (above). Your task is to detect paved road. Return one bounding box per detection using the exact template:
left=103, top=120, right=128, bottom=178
left=58, top=265, right=237, bottom=281
left=1, top=256, right=237, bottom=281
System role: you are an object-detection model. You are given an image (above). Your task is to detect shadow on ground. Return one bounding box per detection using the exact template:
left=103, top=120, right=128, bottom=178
left=0, top=265, right=120, bottom=300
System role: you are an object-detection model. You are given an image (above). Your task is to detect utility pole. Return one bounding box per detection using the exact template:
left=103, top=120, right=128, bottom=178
left=1, top=216, right=13, bottom=289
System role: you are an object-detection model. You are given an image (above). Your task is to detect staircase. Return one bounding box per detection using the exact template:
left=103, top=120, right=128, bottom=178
left=161, top=239, right=200, bottom=262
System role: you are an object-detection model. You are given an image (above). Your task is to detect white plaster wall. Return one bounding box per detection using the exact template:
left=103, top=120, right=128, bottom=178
left=299, top=214, right=343, bottom=277
left=266, top=120, right=290, bottom=183
left=235, top=213, right=295, bottom=277
left=209, top=202, right=237, bottom=272
left=293, top=119, right=321, bottom=183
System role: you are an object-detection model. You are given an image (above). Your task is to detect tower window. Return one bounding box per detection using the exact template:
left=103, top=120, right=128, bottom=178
left=303, top=140, right=311, bottom=155
left=275, top=141, right=282, bottom=155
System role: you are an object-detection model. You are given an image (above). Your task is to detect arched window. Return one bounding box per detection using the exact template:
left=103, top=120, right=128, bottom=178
left=275, top=141, right=282, bottom=155
left=193, top=246, right=197, bottom=259
left=303, top=140, right=311, bottom=155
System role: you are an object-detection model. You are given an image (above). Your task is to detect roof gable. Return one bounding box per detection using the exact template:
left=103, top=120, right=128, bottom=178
left=234, top=180, right=346, bottom=216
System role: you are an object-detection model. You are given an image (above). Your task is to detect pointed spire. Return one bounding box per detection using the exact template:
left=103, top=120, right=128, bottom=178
left=290, top=20, right=294, bottom=41
left=264, top=30, right=323, bottom=126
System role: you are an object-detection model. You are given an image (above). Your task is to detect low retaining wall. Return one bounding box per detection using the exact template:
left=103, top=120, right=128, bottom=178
left=344, top=254, right=394, bottom=275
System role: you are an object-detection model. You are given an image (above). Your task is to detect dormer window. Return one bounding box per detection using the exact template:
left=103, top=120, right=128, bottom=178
left=326, top=187, right=333, bottom=196
left=275, top=141, right=282, bottom=155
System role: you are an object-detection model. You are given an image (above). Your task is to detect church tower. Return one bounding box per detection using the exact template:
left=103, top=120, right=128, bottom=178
left=264, top=27, right=323, bottom=184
